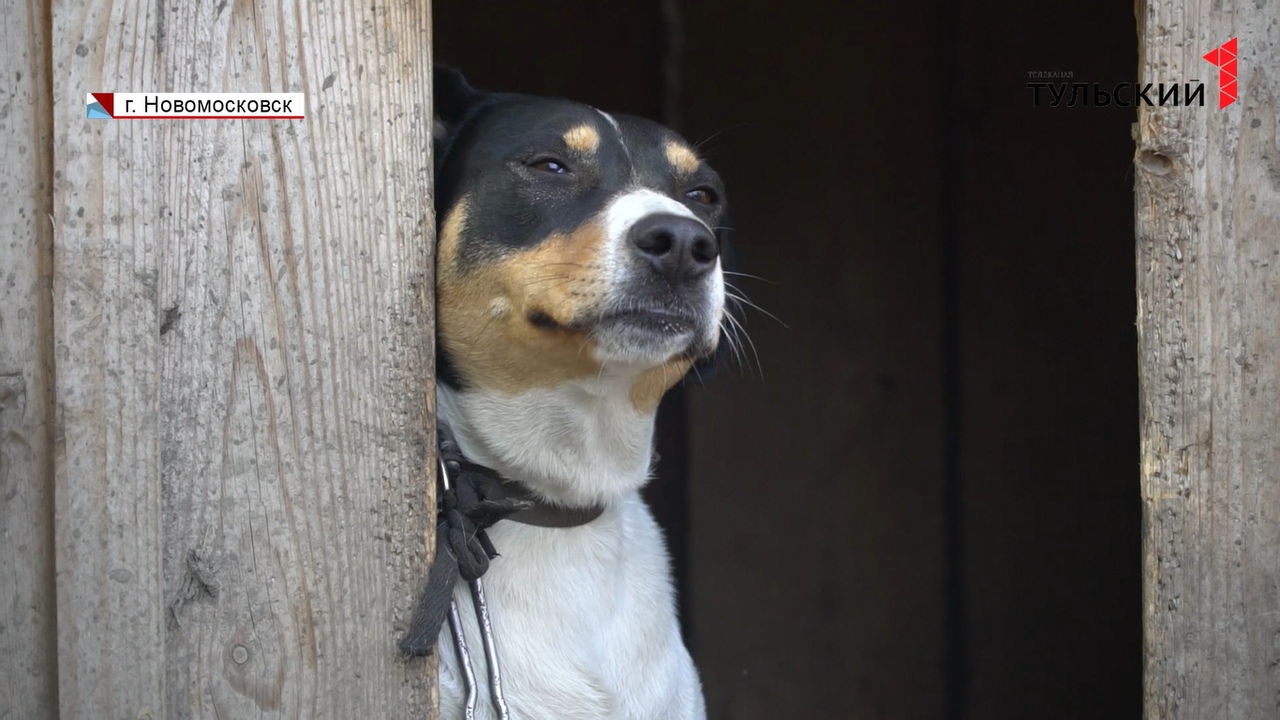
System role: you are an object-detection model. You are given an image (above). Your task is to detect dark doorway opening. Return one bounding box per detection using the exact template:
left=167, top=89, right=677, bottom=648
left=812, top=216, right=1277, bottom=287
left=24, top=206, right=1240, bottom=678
left=435, top=2, right=1141, bottom=717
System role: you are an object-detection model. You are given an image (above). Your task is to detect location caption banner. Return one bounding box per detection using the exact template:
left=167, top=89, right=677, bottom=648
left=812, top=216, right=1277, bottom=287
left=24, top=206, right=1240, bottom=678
left=87, top=92, right=306, bottom=120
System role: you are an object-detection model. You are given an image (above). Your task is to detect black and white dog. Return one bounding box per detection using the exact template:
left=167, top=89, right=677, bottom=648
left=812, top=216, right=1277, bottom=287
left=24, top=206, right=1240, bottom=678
left=429, top=66, right=730, bottom=719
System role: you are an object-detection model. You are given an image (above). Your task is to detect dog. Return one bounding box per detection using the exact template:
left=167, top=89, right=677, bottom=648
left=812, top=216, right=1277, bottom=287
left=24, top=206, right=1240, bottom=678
left=430, top=65, right=730, bottom=719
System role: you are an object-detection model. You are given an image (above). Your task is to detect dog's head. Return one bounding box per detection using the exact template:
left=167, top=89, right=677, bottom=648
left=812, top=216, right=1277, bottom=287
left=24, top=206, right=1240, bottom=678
left=432, top=66, right=730, bottom=411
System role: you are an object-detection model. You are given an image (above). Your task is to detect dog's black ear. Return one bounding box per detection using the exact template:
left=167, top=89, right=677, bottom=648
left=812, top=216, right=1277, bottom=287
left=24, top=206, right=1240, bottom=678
left=433, top=65, right=486, bottom=143
left=687, top=225, right=739, bottom=384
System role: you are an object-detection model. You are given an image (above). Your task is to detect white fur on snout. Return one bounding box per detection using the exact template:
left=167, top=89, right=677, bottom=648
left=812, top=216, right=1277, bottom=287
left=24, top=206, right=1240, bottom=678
left=597, top=189, right=725, bottom=362
left=602, top=188, right=703, bottom=247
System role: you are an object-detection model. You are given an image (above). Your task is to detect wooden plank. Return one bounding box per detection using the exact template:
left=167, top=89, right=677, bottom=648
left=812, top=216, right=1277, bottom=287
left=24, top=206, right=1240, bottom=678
left=51, top=1, right=437, bottom=716
left=0, top=0, right=58, bottom=717
left=1136, top=2, right=1280, bottom=718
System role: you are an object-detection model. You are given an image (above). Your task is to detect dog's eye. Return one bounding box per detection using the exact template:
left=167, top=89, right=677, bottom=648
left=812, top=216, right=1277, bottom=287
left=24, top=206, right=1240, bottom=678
left=529, top=158, right=570, bottom=174
left=685, top=187, right=717, bottom=205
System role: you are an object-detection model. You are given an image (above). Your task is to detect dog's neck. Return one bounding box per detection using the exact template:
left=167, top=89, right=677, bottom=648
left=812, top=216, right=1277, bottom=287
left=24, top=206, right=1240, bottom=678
left=436, top=370, right=660, bottom=509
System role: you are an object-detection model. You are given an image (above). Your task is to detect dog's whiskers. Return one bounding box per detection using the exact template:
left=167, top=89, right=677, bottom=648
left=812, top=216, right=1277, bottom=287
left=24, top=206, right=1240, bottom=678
left=595, top=356, right=610, bottom=390
left=719, top=310, right=758, bottom=378
left=722, top=269, right=776, bottom=285
left=724, top=309, right=763, bottom=378
left=690, top=122, right=749, bottom=153
left=532, top=261, right=591, bottom=270
left=721, top=325, right=744, bottom=373
left=717, top=314, right=746, bottom=371
left=523, top=274, right=575, bottom=288
left=724, top=282, right=788, bottom=329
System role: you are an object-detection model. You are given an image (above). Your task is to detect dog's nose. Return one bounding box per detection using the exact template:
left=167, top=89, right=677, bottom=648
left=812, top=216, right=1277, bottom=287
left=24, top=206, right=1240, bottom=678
left=628, top=214, right=719, bottom=281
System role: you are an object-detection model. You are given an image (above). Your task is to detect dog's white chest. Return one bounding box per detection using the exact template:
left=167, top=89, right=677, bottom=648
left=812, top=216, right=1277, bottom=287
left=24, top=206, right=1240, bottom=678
left=435, top=493, right=705, bottom=720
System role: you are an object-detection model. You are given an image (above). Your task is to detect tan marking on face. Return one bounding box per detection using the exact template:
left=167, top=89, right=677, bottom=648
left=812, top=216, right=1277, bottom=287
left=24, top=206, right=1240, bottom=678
left=664, top=140, right=701, bottom=175
left=437, top=197, right=468, bottom=270
left=564, top=124, right=601, bottom=154
left=629, top=357, right=694, bottom=414
left=437, top=198, right=611, bottom=394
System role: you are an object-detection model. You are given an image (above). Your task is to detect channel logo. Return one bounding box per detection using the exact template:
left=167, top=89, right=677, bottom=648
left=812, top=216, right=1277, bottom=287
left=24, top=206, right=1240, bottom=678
left=1202, top=38, right=1238, bottom=109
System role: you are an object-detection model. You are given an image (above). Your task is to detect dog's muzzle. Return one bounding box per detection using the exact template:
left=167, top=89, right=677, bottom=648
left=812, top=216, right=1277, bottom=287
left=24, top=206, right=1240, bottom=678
left=589, top=191, right=725, bottom=365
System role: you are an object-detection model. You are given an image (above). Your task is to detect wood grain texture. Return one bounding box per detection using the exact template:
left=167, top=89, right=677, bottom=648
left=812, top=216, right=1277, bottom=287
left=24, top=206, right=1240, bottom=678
left=1136, top=2, right=1280, bottom=718
left=0, top=0, right=58, bottom=717
left=50, top=0, right=437, bottom=717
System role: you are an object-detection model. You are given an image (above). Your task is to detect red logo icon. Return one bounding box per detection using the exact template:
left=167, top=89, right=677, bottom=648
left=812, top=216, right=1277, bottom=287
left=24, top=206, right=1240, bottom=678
left=1203, top=38, right=1238, bottom=109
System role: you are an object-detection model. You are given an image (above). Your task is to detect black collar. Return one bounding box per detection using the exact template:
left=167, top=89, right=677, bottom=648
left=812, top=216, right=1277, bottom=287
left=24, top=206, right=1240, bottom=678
left=398, top=420, right=605, bottom=659
left=438, top=421, right=606, bottom=529
left=499, top=481, right=606, bottom=527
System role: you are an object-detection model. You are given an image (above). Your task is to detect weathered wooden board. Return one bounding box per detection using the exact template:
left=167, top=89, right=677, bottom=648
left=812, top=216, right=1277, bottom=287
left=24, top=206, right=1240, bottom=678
left=1136, top=1, right=1280, bottom=717
left=0, top=0, right=58, bottom=717
left=50, top=0, right=437, bottom=716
